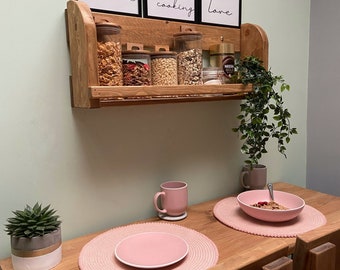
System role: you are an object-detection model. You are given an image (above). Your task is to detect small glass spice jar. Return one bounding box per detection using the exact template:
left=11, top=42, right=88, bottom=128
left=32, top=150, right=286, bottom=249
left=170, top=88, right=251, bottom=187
left=173, top=30, right=203, bottom=85
left=151, top=46, right=177, bottom=86
left=122, top=44, right=151, bottom=86
left=203, top=67, right=223, bottom=85
left=96, top=22, right=123, bottom=86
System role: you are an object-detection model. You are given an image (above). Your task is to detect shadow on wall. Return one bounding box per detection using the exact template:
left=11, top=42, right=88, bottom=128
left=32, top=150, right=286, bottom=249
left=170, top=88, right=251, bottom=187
left=70, top=101, right=244, bottom=197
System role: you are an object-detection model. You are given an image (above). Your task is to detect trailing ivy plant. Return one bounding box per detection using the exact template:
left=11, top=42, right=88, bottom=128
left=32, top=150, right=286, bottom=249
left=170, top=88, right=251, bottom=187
left=232, top=56, right=298, bottom=166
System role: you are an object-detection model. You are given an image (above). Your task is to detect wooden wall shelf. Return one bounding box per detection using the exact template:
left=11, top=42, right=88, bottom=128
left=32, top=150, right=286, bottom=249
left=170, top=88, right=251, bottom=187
left=65, top=0, right=268, bottom=108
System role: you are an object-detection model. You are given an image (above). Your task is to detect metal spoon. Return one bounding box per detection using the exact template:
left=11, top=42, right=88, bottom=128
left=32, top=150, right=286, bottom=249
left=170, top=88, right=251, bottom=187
left=267, top=183, right=274, bottom=201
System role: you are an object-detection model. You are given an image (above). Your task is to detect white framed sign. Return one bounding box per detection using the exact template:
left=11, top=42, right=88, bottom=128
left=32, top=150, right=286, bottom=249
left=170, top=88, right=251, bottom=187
left=143, top=0, right=197, bottom=23
left=199, top=0, right=241, bottom=28
left=82, top=0, right=142, bottom=17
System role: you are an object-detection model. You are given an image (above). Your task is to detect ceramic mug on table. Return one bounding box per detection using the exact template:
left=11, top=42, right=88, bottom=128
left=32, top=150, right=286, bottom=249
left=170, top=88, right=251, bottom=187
left=153, top=181, right=188, bottom=217
left=240, top=164, right=267, bottom=190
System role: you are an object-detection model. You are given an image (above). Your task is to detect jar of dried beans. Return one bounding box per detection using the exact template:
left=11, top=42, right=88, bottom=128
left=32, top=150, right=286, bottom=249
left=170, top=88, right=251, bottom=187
left=174, top=30, right=203, bottom=85
left=96, top=22, right=123, bottom=86
left=122, top=45, right=151, bottom=86
left=151, top=49, right=177, bottom=86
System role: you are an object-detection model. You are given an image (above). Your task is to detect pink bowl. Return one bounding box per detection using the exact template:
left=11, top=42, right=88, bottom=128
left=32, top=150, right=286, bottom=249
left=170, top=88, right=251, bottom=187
left=237, top=190, right=305, bottom=222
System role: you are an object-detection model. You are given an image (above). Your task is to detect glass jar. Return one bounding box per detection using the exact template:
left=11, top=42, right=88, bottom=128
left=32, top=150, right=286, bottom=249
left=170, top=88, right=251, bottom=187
left=122, top=49, right=151, bottom=86
left=151, top=51, right=178, bottom=86
left=96, top=22, right=123, bottom=86
left=203, top=67, right=223, bottom=85
left=173, top=31, right=203, bottom=85
left=209, top=43, right=235, bottom=83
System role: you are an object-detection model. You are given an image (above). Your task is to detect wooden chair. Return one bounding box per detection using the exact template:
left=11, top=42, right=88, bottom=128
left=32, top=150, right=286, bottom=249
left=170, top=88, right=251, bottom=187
left=292, top=224, right=339, bottom=270
left=262, top=224, right=339, bottom=270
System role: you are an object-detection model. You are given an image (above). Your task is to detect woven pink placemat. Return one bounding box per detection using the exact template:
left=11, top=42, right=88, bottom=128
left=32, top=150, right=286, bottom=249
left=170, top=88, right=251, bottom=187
left=213, top=197, right=327, bottom=238
left=79, top=222, right=218, bottom=270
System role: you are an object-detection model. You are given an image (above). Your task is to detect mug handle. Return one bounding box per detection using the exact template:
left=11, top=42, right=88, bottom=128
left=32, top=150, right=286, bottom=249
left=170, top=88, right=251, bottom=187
left=240, top=171, right=251, bottom=189
left=153, top=192, right=167, bottom=214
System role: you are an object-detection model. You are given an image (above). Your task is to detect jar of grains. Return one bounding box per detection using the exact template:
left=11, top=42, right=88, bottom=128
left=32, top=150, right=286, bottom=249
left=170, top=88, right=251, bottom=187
left=122, top=44, right=151, bottom=86
left=173, top=31, right=203, bottom=85
left=151, top=49, right=177, bottom=86
left=96, top=22, right=123, bottom=86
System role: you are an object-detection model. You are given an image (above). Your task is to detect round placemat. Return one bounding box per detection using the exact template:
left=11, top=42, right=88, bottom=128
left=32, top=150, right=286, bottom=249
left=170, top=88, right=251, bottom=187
left=79, top=222, right=218, bottom=270
left=213, top=197, right=327, bottom=238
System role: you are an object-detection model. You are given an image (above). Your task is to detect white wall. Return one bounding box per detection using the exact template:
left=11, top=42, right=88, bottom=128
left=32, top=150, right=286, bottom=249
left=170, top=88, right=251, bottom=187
left=0, top=0, right=310, bottom=259
left=307, top=0, right=340, bottom=196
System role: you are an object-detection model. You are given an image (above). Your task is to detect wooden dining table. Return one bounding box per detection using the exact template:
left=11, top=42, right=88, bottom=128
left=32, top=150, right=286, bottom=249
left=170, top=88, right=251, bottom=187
left=0, top=182, right=339, bottom=270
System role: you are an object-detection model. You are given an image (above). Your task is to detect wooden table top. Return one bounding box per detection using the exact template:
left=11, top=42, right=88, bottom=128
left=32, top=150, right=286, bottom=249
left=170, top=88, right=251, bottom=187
left=1, top=182, right=339, bottom=270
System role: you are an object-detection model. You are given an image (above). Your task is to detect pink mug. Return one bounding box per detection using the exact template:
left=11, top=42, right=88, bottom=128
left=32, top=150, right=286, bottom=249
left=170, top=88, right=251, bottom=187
left=153, top=181, right=188, bottom=216
left=240, top=164, right=267, bottom=190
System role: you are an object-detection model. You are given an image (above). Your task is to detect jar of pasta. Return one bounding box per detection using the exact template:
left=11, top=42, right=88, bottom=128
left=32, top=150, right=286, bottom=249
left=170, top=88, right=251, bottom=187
left=173, top=30, right=203, bottom=85
left=96, top=22, right=123, bottom=86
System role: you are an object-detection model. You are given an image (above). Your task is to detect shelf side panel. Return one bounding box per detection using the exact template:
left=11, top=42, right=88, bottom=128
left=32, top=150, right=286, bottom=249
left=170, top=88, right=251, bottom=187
left=240, top=23, right=269, bottom=69
left=67, top=0, right=99, bottom=108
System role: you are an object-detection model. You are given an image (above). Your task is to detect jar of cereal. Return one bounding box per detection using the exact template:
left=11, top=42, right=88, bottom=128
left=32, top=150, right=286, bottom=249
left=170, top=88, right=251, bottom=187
left=173, top=30, right=203, bottom=85
left=96, top=22, right=123, bottom=86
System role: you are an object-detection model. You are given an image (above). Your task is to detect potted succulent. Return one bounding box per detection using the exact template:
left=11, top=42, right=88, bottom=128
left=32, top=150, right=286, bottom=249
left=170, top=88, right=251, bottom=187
left=232, top=56, right=298, bottom=189
left=4, top=203, right=62, bottom=270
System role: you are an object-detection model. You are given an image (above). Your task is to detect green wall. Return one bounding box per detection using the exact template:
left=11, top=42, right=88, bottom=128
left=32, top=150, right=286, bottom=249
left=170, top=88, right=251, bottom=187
left=0, top=0, right=309, bottom=259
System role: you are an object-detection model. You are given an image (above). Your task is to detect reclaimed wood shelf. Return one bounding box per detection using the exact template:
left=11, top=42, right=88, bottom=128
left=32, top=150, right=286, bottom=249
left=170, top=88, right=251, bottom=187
left=65, top=0, right=268, bottom=108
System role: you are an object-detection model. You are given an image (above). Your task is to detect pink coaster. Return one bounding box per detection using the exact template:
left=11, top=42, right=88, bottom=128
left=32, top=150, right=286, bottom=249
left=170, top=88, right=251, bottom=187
left=79, top=222, right=218, bottom=270
left=213, top=197, right=327, bottom=238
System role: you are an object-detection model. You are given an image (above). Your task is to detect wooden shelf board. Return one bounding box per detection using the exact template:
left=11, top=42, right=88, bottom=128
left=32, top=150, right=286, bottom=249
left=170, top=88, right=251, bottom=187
left=90, top=84, right=251, bottom=98
left=85, top=84, right=251, bottom=107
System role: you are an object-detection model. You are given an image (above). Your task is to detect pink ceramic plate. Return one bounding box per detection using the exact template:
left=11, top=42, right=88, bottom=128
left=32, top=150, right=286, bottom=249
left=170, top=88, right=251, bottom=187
left=114, top=232, right=189, bottom=269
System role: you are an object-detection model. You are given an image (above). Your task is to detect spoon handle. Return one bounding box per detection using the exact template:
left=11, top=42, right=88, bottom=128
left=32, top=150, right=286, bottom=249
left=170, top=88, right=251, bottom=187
left=267, top=183, right=274, bottom=201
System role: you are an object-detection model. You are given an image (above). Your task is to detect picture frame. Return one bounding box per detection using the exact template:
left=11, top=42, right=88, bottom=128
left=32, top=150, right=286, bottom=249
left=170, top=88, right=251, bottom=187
left=198, top=0, right=241, bottom=28
left=82, top=0, right=142, bottom=17
left=143, top=0, right=197, bottom=23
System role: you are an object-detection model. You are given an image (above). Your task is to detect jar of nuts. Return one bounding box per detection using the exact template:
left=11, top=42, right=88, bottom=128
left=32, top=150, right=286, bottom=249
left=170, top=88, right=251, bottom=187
left=151, top=50, right=177, bottom=86
left=96, top=22, right=123, bottom=86
left=122, top=45, right=151, bottom=86
left=174, top=30, right=203, bottom=85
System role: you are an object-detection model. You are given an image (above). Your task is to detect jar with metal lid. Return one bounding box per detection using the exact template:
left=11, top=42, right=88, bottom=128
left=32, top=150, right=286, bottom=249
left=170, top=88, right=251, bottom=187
left=96, top=22, right=123, bottom=86
left=151, top=46, right=177, bottom=86
left=122, top=44, right=151, bottom=86
left=173, top=30, right=203, bottom=85
left=209, top=42, right=235, bottom=83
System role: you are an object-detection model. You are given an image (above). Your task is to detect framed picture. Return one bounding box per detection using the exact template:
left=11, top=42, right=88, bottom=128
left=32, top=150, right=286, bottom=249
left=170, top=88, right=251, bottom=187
left=143, top=0, right=197, bottom=23
left=199, top=0, right=241, bottom=28
left=82, top=0, right=142, bottom=17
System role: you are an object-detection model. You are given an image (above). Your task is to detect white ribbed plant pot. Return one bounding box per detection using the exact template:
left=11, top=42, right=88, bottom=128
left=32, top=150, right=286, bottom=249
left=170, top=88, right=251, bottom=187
left=10, top=228, right=62, bottom=270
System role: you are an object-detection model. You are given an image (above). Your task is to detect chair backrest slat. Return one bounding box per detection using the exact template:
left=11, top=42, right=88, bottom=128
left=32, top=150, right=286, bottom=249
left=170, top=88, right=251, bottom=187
left=262, top=256, right=293, bottom=270
left=307, top=242, right=336, bottom=270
